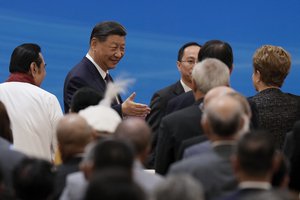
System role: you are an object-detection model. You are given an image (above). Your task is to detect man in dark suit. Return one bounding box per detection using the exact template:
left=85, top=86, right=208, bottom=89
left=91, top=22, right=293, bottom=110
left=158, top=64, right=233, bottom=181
left=168, top=93, right=246, bottom=200
left=53, top=114, right=93, bottom=199
left=145, top=42, right=201, bottom=168
left=248, top=45, right=300, bottom=149
left=221, top=131, right=279, bottom=200
left=155, top=58, right=230, bottom=175
left=165, top=40, right=234, bottom=115
left=64, top=21, right=150, bottom=117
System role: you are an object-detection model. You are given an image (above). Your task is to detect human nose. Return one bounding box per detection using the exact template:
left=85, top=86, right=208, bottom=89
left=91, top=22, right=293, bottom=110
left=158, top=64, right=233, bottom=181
left=114, top=48, right=124, bottom=58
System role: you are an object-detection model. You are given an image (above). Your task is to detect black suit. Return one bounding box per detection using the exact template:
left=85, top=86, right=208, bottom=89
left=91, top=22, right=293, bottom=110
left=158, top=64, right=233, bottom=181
left=63, top=57, right=122, bottom=114
left=165, top=91, right=195, bottom=115
left=145, top=81, right=184, bottom=168
left=155, top=98, right=204, bottom=175
left=248, top=88, right=300, bottom=149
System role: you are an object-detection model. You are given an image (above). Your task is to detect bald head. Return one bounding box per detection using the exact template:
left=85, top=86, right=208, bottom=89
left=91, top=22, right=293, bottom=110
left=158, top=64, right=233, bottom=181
left=203, top=86, right=235, bottom=108
left=57, top=114, right=93, bottom=162
left=202, top=95, right=244, bottom=138
left=114, top=118, right=151, bottom=157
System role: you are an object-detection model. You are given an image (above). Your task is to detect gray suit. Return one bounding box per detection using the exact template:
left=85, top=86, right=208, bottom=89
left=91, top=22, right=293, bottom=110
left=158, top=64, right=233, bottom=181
left=168, top=144, right=237, bottom=200
left=0, top=138, right=26, bottom=188
left=60, top=160, right=164, bottom=200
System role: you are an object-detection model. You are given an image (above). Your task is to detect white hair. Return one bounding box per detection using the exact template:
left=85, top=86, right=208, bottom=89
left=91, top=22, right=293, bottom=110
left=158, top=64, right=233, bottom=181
left=192, top=58, right=230, bottom=94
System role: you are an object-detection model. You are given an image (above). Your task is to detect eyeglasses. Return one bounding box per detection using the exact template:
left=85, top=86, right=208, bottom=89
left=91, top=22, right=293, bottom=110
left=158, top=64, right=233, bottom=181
left=181, top=60, right=197, bottom=65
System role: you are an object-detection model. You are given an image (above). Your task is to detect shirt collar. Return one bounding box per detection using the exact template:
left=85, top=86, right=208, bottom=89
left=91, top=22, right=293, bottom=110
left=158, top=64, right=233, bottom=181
left=180, top=79, right=192, bottom=92
left=86, top=53, right=107, bottom=79
left=211, top=140, right=236, bottom=147
left=239, top=181, right=271, bottom=190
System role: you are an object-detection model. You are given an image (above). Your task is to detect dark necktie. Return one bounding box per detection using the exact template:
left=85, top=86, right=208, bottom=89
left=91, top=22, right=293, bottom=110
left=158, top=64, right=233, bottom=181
left=104, top=73, right=120, bottom=105
left=104, top=73, right=111, bottom=84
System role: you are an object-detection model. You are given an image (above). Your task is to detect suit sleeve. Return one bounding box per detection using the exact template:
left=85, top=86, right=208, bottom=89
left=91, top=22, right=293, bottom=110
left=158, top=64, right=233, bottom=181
left=155, top=117, right=175, bottom=175
left=64, top=76, right=89, bottom=113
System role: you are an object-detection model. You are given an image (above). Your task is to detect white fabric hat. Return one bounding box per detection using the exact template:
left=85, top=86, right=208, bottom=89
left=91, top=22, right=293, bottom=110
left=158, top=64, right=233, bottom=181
left=79, top=105, right=121, bottom=133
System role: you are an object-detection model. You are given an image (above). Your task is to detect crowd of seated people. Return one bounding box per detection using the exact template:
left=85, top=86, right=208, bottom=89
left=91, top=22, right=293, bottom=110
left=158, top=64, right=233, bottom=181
left=0, top=20, right=300, bottom=200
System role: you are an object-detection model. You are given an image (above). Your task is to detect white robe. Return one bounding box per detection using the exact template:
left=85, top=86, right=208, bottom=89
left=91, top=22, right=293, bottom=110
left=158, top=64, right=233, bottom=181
left=0, top=82, right=63, bottom=161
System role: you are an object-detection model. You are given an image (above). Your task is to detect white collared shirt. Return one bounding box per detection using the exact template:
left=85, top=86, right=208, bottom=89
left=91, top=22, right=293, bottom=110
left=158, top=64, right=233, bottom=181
left=239, top=181, right=271, bottom=190
left=211, top=140, right=237, bottom=148
left=86, top=53, right=107, bottom=80
left=180, top=79, right=192, bottom=92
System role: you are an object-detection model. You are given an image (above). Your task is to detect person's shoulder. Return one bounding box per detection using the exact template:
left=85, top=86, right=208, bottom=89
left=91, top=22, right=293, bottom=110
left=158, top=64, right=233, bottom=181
left=154, top=81, right=182, bottom=96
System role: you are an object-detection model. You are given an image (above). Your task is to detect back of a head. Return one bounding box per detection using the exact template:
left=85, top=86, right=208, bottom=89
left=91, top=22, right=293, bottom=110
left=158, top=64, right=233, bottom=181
left=203, top=94, right=244, bottom=137
left=13, top=158, right=55, bottom=200
left=9, top=43, right=42, bottom=73
left=192, top=58, right=230, bottom=94
left=84, top=168, right=145, bottom=200
left=198, top=40, right=233, bottom=70
left=152, top=174, right=204, bottom=200
left=56, top=114, right=93, bottom=162
left=0, top=101, right=13, bottom=143
left=114, top=118, right=151, bottom=156
left=70, top=87, right=103, bottom=113
left=90, top=21, right=127, bottom=43
left=237, top=130, right=276, bottom=177
left=253, top=45, right=291, bottom=87
left=177, top=42, right=201, bottom=61
left=93, top=139, right=134, bottom=172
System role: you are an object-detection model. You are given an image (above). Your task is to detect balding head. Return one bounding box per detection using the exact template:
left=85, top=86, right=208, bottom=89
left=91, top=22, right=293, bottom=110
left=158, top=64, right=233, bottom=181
left=114, top=118, right=151, bottom=161
left=202, top=95, right=244, bottom=139
left=203, top=86, right=235, bottom=108
left=57, top=114, right=93, bottom=162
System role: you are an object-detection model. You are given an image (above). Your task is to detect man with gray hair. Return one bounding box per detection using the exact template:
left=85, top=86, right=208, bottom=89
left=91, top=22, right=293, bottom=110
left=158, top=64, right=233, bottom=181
left=168, top=94, right=246, bottom=200
left=155, top=58, right=230, bottom=175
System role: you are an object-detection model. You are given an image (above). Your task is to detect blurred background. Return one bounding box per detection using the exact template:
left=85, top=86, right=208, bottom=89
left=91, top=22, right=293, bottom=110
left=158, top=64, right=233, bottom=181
left=0, top=0, right=299, bottom=111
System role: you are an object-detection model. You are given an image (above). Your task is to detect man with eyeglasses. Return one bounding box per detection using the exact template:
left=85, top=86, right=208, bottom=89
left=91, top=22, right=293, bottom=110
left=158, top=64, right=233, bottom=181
left=64, top=21, right=150, bottom=117
left=145, top=42, right=201, bottom=168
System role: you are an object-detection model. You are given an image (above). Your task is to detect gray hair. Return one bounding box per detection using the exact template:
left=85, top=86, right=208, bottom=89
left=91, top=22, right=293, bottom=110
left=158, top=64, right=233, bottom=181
left=152, top=174, right=204, bottom=200
left=192, top=58, right=230, bottom=94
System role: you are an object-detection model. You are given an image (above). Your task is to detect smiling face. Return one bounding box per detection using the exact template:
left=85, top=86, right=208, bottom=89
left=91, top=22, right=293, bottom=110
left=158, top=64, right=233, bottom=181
left=90, top=35, right=125, bottom=71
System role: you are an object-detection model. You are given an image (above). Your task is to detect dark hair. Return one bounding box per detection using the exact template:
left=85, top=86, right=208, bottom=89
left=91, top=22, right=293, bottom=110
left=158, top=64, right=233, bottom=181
left=93, top=139, right=134, bottom=171
left=13, top=158, right=55, bottom=200
left=70, top=87, right=103, bottom=113
left=198, top=40, right=233, bottom=70
left=90, top=21, right=127, bottom=43
left=237, top=131, right=275, bottom=177
left=177, top=42, right=201, bottom=61
left=0, top=101, right=13, bottom=143
left=9, top=43, right=42, bottom=73
left=84, top=168, right=145, bottom=200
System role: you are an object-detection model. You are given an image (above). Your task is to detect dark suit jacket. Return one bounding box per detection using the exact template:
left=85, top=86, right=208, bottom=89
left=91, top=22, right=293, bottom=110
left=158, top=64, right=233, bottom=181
left=169, top=144, right=237, bottom=200
left=63, top=57, right=122, bottom=114
left=145, top=81, right=184, bottom=168
left=285, top=120, right=300, bottom=191
left=176, top=135, right=208, bottom=160
left=53, top=156, right=82, bottom=200
left=165, top=91, right=195, bottom=115
left=155, top=98, right=204, bottom=175
left=248, top=88, right=300, bottom=149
